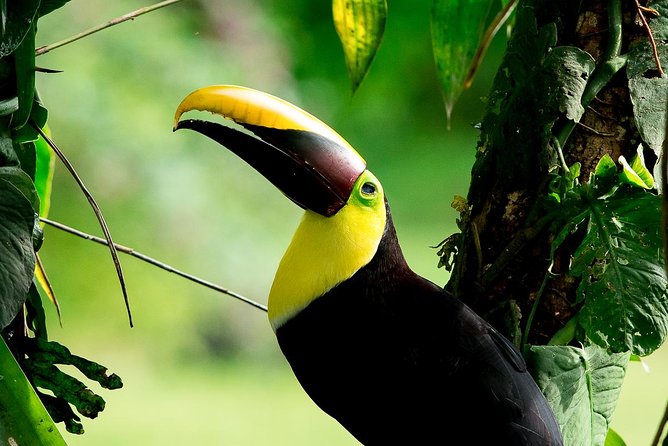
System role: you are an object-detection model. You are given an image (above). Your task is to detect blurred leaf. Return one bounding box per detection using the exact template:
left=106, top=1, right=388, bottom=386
left=528, top=344, right=629, bottom=446
left=604, top=428, right=627, bottom=446
left=39, top=0, right=72, bottom=17
left=332, top=0, right=386, bottom=93
left=0, top=336, right=66, bottom=446
left=570, top=190, right=668, bottom=356
left=541, top=46, right=595, bottom=122
left=34, top=124, right=54, bottom=217
left=431, top=0, right=494, bottom=122
left=12, top=21, right=35, bottom=131
left=0, top=0, right=38, bottom=57
left=0, top=179, right=35, bottom=329
left=618, top=147, right=654, bottom=189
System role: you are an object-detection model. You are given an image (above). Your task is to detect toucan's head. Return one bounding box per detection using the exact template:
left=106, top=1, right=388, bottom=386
left=174, top=86, right=387, bottom=329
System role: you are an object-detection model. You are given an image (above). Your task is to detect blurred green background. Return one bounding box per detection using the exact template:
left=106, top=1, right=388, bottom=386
left=34, top=1, right=666, bottom=444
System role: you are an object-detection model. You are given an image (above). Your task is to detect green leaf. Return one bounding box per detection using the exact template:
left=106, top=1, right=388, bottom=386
left=618, top=147, right=654, bottom=189
left=332, top=0, right=386, bottom=93
left=604, top=428, right=627, bottom=446
left=594, top=154, right=617, bottom=180
left=541, top=46, right=596, bottom=122
left=528, top=344, right=630, bottom=446
left=11, top=21, right=35, bottom=131
left=39, top=0, right=72, bottom=17
left=0, top=336, right=67, bottom=446
left=431, top=0, right=494, bottom=121
left=0, top=0, right=39, bottom=57
left=34, top=125, right=54, bottom=217
left=0, top=180, right=35, bottom=329
left=570, top=190, right=668, bottom=356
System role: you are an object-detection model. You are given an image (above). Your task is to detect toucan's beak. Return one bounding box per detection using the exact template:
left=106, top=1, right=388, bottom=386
left=173, top=85, right=366, bottom=217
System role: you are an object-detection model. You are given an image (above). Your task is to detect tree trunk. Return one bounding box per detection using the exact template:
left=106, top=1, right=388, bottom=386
left=448, top=0, right=646, bottom=347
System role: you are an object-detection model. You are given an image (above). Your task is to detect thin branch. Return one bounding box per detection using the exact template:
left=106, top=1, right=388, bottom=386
left=40, top=218, right=268, bottom=313
left=35, top=0, right=186, bottom=57
left=651, top=400, right=668, bottom=446
left=635, top=0, right=665, bottom=78
left=31, top=122, right=134, bottom=327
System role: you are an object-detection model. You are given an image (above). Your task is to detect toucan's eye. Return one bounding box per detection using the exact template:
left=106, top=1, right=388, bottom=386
left=361, top=182, right=377, bottom=196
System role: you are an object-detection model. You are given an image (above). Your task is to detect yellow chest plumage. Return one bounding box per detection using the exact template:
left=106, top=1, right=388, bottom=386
left=268, top=171, right=386, bottom=330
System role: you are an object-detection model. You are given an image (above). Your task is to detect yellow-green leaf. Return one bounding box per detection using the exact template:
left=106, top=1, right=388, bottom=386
left=0, top=336, right=66, bottom=445
left=431, top=0, right=495, bottom=122
left=332, top=0, right=387, bottom=92
left=34, top=124, right=55, bottom=218
left=619, top=146, right=654, bottom=189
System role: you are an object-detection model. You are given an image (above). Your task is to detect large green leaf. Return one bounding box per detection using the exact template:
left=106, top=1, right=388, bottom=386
left=332, top=0, right=386, bottom=93
left=431, top=0, right=494, bottom=121
left=0, top=336, right=66, bottom=446
left=570, top=190, right=668, bottom=356
left=0, top=179, right=36, bottom=329
left=529, top=345, right=630, bottom=446
left=0, top=0, right=39, bottom=57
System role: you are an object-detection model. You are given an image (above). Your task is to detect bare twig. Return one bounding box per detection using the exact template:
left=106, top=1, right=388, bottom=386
left=635, top=0, right=665, bottom=78
left=31, top=122, right=134, bottom=327
left=40, top=218, right=268, bottom=313
left=35, top=0, right=186, bottom=57
left=651, top=400, right=668, bottom=446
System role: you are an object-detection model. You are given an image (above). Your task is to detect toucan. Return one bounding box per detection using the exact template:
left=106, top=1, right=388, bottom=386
left=173, top=85, right=563, bottom=445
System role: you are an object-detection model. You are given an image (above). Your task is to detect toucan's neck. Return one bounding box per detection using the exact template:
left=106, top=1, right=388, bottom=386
left=268, top=199, right=390, bottom=330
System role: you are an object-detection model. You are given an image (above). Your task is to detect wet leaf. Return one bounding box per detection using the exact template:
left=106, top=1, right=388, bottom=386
left=332, top=0, right=387, bottom=92
left=431, top=0, right=495, bottom=121
left=529, top=344, right=629, bottom=446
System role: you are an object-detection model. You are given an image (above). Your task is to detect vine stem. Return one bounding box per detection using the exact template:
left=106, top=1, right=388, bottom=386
left=40, top=218, right=268, bottom=313
left=35, top=0, right=186, bottom=57
left=634, top=0, right=665, bottom=78
left=32, top=122, right=134, bottom=327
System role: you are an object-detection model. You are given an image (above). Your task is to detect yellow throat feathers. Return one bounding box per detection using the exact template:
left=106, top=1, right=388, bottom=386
left=268, top=170, right=386, bottom=330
